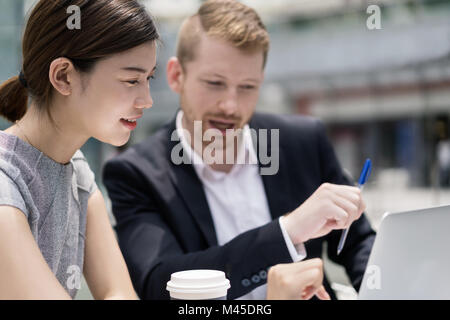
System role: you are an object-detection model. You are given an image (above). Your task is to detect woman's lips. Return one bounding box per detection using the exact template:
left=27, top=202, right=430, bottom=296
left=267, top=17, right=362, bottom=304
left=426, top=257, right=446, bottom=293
left=120, top=118, right=138, bottom=130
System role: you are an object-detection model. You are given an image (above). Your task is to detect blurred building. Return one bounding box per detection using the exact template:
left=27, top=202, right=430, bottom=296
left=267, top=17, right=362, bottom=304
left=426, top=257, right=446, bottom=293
left=2, top=0, right=450, bottom=300
left=1, top=0, right=449, bottom=189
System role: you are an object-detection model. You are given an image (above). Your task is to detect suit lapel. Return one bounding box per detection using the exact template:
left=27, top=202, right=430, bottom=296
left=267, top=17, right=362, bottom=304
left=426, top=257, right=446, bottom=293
left=261, top=153, right=293, bottom=219
left=166, top=125, right=218, bottom=247
left=250, top=117, right=294, bottom=219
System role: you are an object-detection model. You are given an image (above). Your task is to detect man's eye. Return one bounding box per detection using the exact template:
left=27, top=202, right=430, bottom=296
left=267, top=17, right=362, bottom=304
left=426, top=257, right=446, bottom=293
left=126, top=80, right=139, bottom=85
left=206, top=81, right=223, bottom=86
left=241, top=85, right=256, bottom=90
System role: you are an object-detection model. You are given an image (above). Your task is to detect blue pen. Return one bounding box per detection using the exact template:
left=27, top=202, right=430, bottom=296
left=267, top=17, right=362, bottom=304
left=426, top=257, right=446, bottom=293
left=337, top=158, right=372, bottom=255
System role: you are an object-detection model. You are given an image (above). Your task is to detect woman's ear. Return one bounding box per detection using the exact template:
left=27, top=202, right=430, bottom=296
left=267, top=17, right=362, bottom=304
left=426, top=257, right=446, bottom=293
left=166, top=57, right=184, bottom=94
left=48, top=57, right=76, bottom=96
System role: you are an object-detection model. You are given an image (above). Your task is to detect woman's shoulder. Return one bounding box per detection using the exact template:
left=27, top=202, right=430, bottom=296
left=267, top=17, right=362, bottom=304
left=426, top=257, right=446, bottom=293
left=0, top=140, right=32, bottom=186
left=0, top=156, right=30, bottom=219
left=0, top=131, right=21, bottom=177
left=0, top=130, right=44, bottom=185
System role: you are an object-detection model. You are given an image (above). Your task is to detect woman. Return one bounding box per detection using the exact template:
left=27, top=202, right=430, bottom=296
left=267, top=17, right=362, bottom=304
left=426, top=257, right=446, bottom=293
left=0, top=0, right=328, bottom=300
left=0, top=0, right=157, bottom=300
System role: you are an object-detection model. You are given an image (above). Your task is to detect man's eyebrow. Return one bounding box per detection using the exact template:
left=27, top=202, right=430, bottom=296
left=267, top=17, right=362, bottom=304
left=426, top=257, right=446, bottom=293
left=202, top=73, right=260, bottom=83
left=201, top=72, right=226, bottom=79
left=121, top=66, right=157, bottom=73
left=242, top=78, right=260, bottom=83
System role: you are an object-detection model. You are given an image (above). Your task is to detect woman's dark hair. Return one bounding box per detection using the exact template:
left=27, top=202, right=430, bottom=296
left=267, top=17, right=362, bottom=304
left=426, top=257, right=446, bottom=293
left=0, top=0, right=159, bottom=122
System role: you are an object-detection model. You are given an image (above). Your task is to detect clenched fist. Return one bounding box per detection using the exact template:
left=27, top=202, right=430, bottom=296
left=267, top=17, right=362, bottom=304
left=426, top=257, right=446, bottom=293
left=282, top=183, right=366, bottom=244
left=266, top=258, right=330, bottom=300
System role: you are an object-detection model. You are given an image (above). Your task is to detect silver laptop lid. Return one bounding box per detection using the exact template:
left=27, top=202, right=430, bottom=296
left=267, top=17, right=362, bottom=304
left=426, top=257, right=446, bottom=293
left=358, top=204, right=450, bottom=300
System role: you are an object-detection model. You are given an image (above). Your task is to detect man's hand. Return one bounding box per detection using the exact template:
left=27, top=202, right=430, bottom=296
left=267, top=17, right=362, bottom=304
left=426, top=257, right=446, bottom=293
left=283, top=183, right=366, bottom=244
left=266, top=258, right=330, bottom=300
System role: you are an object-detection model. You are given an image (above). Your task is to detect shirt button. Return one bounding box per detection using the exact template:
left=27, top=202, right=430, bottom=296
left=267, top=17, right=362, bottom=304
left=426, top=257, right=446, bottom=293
left=241, top=278, right=251, bottom=287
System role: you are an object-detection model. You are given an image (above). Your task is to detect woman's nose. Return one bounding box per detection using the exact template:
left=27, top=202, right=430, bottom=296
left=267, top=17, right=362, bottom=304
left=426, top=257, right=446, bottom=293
left=135, top=89, right=153, bottom=109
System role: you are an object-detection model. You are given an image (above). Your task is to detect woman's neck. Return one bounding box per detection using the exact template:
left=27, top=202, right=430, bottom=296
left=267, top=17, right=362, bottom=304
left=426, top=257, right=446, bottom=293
left=5, top=105, right=88, bottom=165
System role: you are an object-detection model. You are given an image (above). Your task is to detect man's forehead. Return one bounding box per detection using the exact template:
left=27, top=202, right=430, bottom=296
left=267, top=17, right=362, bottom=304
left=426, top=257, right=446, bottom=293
left=193, top=34, right=264, bottom=74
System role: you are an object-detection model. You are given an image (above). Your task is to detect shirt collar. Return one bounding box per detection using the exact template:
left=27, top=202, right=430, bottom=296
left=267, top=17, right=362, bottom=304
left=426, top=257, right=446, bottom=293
left=175, top=110, right=258, bottom=179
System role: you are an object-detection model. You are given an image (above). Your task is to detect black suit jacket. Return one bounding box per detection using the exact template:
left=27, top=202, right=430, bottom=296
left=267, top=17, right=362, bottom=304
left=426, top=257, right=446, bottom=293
left=102, top=112, right=376, bottom=300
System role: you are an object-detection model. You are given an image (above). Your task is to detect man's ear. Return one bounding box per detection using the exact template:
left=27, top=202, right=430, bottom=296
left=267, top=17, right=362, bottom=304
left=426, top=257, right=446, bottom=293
left=166, top=57, right=184, bottom=94
left=48, top=57, right=76, bottom=96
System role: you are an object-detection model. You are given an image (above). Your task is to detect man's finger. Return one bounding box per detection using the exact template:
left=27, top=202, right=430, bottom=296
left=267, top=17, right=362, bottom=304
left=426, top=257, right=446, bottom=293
left=315, top=286, right=331, bottom=300
left=324, top=183, right=361, bottom=197
left=325, top=206, right=348, bottom=229
left=292, top=258, right=323, bottom=273
left=332, top=195, right=359, bottom=225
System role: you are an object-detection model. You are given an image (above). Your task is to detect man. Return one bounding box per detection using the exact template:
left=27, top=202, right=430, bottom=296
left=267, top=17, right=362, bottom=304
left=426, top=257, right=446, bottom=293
left=103, top=0, right=375, bottom=300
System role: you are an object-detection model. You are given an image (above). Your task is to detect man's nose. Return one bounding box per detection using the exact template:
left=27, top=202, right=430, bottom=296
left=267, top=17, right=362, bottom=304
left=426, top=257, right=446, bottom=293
left=219, top=88, right=238, bottom=115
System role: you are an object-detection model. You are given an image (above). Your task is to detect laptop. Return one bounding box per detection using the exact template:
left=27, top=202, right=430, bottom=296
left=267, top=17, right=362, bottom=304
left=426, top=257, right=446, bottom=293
left=358, top=204, right=450, bottom=299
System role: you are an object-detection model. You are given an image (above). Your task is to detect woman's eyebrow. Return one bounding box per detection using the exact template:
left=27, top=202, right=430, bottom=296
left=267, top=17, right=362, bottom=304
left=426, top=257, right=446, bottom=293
left=121, top=66, right=157, bottom=74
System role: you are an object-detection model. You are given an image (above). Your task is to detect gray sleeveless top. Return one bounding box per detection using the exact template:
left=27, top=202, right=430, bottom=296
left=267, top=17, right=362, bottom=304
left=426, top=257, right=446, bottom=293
left=0, top=131, right=97, bottom=298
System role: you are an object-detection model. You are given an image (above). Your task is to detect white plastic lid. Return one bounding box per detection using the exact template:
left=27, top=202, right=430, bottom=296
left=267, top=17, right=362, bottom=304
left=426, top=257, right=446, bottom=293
left=166, top=270, right=230, bottom=299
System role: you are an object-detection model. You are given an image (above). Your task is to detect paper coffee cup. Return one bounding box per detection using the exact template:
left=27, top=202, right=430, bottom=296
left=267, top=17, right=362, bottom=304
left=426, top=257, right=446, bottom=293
left=166, top=269, right=230, bottom=300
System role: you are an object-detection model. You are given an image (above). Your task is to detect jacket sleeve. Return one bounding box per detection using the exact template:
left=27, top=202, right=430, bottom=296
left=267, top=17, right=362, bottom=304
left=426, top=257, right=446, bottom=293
left=315, top=120, right=376, bottom=291
left=102, top=157, right=293, bottom=300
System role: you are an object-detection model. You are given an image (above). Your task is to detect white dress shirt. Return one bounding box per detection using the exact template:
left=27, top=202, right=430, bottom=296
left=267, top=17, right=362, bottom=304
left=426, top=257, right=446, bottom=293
left=176, top=111, right=306, bottom=299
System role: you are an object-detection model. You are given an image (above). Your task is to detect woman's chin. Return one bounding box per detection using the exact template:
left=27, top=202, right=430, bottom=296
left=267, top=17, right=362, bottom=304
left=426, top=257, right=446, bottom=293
left=97, top=133, right=131, bottom=147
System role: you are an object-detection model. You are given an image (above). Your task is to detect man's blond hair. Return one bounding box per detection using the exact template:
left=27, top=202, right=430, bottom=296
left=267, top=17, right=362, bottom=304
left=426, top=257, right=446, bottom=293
left=176, top=0, right=270, bottom=70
